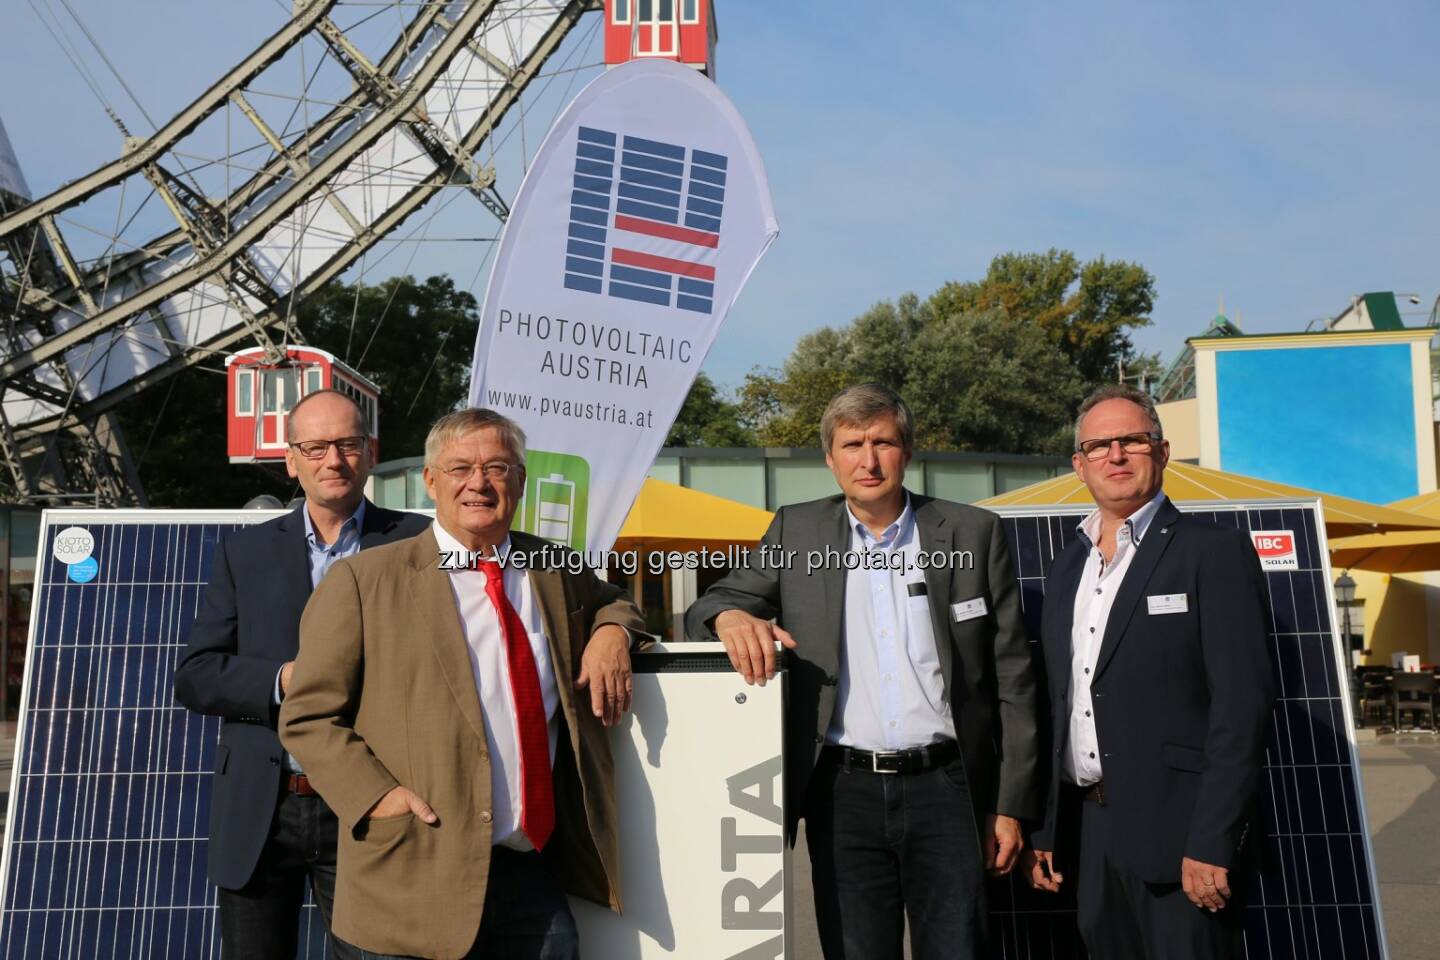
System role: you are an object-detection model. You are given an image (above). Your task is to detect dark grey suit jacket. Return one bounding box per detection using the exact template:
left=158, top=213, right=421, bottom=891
left=174, top=501, right=429, bottom=890
left=1031, top=498, right=1276, bottom=883
left=685, top=492, right=1041, bottom=842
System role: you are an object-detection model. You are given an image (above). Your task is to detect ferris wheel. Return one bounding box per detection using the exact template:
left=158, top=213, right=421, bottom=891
left=0, top=0, right=608, bottom=506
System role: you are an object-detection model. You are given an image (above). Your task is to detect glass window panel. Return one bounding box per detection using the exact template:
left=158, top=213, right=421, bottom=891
left=767, top=460, right=836, bottom=509
left=613, top=0, right=629, bottom=23
left=659, top=0, right=673, bottom=20
left=235, top=370, right=253, bottom=416
left=686, top=459, right=765, bottom=509
left=647, top=456, right=681, bottom=485
left=639, top=0, right=652, bottom=22
left=925, top=461, right=993, bottom=503
left=995, top=463, right=1057, bottom=494
left=377, top=471, right=407, bottom=509
left=682, top=0, right=697, bottom=21
left=408, top=467, right=435, bottom=509
left=305, top=368, right=322, bottom=394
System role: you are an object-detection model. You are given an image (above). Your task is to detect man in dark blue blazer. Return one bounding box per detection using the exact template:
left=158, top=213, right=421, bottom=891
left=175, top=390, right=427, bottom=959
left=1023, top=384, right=1275, bottom=960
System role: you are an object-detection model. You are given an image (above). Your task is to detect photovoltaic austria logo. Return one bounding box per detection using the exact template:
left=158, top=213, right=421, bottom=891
left=562, top=126, right=726, bottom=314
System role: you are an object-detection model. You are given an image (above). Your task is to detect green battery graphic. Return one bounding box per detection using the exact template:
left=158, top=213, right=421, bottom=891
left=518, top=449, right=590, bottom=551
left=536, top=474, right=575, bottom=542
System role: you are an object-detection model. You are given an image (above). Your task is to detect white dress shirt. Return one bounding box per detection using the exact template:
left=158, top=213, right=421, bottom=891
left=1064, top=490, right=1168, bottom=785
left=826, top=496, right=957, bottom=751
left=433, top=521, right=560, bottom=850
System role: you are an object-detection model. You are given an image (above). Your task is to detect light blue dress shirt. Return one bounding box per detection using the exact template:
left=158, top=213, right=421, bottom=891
left=275, top=501, right=366, bottom=773
left=826, top=495, right=957, bottom=751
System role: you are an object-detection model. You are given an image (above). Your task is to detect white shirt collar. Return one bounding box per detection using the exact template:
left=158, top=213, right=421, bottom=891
left=1077, top=489, right=1168, bottom=549
left=432, top=519, right=512, bottom=570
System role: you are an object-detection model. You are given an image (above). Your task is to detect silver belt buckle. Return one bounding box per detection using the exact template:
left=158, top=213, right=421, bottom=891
left=871, top=750, right=901, bottom=774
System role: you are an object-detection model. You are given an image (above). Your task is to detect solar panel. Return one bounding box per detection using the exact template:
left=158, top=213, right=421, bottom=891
left=0, top=512, right=329, bottom=959
left=989, top=500, right=1389, bottom=960
left=0, top=500, right=1390, bottom=959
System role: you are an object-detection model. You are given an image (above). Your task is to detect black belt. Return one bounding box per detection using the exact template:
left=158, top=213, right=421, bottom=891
left=823, top=739, right=960, bottom=775
left=1081, top=780, right=1106, bottom=805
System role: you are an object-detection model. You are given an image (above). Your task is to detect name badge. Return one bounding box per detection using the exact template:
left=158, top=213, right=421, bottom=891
left=1147, top=593, right=1189, bottom=615
left=951, top=597, right=988, bottom=623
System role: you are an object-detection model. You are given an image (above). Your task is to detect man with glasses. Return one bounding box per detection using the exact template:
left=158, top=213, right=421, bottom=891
left=177, top=389, right=427, bottom=959
left=280, top=407, right=645, bottom=959
left=1021, top=384, right=1274, bottom=959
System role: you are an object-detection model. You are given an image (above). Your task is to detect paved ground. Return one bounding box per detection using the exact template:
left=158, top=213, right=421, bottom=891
left=1357, top=732, right=1440, bottom=960
left=0, top=726, right=1432, bottom=957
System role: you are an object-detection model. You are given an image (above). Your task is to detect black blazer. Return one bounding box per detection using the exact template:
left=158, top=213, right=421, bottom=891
left=685, top=492, right=1041, bottom=843
left=1031, top=499, right=1276, bottom=883
left=174, top=502, right=429, bottom=890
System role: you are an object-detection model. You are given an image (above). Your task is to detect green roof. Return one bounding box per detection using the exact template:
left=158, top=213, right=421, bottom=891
left=1363, top=292, right=1404, bottom=331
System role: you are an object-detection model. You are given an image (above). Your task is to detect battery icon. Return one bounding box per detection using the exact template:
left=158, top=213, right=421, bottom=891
left=535, top=473, right=577, bottom=544
left=519, top=450, right=589, bottom=550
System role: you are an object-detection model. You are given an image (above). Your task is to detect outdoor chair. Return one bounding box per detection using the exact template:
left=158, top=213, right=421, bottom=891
left=1392, top=671, right=1437, bottom=732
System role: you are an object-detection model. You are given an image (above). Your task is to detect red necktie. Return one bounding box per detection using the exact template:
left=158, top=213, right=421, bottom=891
left=477, top=559, right=555, bottom=850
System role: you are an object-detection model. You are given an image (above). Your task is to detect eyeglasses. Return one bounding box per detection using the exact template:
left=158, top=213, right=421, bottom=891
left=1076, top=432, right=1161, bottom=461
left=289, top=436, right=367, bottom=460
left=439, top=461, right=519, bottom=482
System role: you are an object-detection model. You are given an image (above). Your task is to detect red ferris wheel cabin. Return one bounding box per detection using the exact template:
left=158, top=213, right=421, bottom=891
left=225, top=346, right=380, bottom=464
left=603, top=0, right=717, bottom=76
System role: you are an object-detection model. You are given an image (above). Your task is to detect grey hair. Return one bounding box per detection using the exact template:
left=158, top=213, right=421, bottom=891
left=286, top=388, right=368, bottom=439
left=820, top=383, right=915, bottom=453
left=1073, top=384, right=1164, bottom=450
left=424, top=407, right=527, bottom=467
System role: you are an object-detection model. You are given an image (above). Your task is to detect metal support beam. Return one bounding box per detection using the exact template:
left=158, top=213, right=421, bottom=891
left=0, top=0, right=502, bottom=384
left=10, top=0, right=592, bottom=440
left=229, top=89, right=369, bottom=239
left=312, top=15, right=509, bottom=221
left=0, top=0, right=340, bottom=238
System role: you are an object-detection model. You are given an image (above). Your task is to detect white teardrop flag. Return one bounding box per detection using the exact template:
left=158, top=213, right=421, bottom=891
left=469, top=59, right=778, bottom=553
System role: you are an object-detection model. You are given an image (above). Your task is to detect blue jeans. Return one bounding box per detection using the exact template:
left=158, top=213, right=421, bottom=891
left=346, top=847, right=579, bottom=960
left=805, top=752, right=987, bottom=960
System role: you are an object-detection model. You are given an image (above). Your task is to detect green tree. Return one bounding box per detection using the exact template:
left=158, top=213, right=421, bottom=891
left=301, top=275, right=480, bottom=460
left=906, top=310, right=1086, bottom=455
left=665, top=372, right=755, bottom=447
left=118, top=274, right=480, bottom=507
left=929, top=249, right=1155, bottom=384
left=748, top=250, right=1152, bottom=455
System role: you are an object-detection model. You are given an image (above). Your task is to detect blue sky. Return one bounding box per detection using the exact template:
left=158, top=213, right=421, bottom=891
left=4, top=1, right=1438, bottom=390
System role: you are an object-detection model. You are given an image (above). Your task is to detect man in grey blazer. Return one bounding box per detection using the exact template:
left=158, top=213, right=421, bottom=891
left=685, top=383, right=1040, bottom=960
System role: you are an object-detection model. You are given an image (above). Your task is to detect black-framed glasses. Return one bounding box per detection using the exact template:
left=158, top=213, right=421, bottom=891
left=440, top=461, right=518, bottom=482
left=1076, top=432, right=1160, bottom=461
left=289, top=436, right=368, bottom=460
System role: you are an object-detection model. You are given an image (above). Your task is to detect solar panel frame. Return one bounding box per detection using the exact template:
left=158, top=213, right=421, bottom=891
left=0, top=498, right=1393, bottom=959
left=987, top=497, right=1390, bottom=960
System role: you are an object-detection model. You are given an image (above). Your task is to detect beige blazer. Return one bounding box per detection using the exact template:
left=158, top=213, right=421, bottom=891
left=279, top=527, right=646, bottom=959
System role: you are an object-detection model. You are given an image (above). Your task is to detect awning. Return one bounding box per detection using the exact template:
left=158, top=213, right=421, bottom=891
left=977, top=461, right=1440, bottom=538
left=615, top=477, right=773, bottom=552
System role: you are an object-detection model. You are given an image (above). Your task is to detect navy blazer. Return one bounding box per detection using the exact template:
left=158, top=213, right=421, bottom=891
left=1032, top=499, right=1276, bottom=883
left=174, top=501, right=429, bottom=890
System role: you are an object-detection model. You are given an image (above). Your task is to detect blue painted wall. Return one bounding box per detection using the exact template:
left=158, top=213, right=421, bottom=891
left=1216, top=344, right=1418, bottom=502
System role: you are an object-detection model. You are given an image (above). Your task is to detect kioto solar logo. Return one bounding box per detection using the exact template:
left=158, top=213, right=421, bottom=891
left=562, top=126, right=725, bottom=315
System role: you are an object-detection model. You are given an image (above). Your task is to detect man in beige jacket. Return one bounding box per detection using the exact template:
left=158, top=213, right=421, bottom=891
left=281, top=408, right=645, bottom=959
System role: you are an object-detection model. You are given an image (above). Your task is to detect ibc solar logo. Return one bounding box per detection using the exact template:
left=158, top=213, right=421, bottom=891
left=562, top=126, right=726, bottom=314
left=1251, top=530, right=1299, bottom=570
